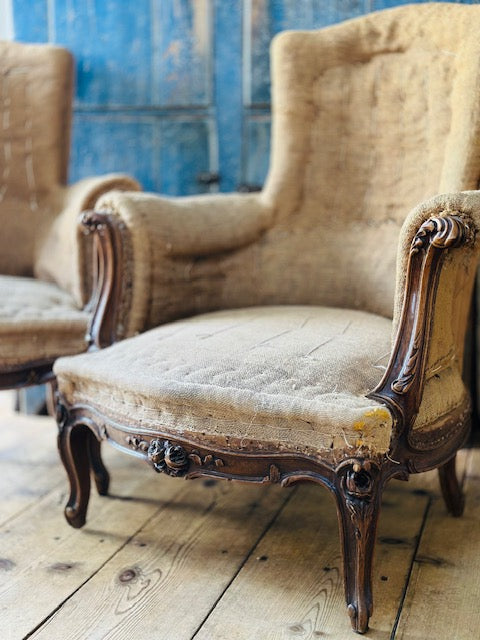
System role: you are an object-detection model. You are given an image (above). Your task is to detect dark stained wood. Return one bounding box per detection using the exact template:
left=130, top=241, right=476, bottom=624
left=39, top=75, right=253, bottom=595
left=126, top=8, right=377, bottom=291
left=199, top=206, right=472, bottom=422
left=0, top=360, right=56, bottom=391
left=438, top=454, right=465, bottom=517
left=81, top=210, right=132, bottom=348
left=88, top=435, right=110, bottom=496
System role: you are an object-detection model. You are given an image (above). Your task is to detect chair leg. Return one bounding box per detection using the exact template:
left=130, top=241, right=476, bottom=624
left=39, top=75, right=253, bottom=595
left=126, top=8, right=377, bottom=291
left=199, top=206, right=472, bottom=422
left=438, top=454, right=465, bottom=517
left=334, top=462, right=382, bottom=634
left=88, top=436, right=110, bottom=496
left=58, top=423, right=92, bottom=529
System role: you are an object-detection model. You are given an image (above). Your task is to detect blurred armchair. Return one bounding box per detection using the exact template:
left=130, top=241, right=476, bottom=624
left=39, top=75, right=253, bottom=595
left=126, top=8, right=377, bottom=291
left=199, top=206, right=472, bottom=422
left=53, top=4, right=480, bottom=633
left=0, top=41, right=140, bottom=488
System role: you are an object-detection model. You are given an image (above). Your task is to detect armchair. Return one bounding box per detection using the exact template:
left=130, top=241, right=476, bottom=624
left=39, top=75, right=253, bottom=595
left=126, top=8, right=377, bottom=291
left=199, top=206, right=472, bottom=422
left=0, top=41, right=140, bottom=487
left=53, top=4, right=480, bottom=633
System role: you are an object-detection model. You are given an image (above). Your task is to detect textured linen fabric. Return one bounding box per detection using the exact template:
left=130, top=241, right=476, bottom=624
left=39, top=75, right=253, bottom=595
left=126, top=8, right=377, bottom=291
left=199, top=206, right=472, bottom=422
left=55, top=306, right=394, bottom=457
left=0, top=276, right=88, bottom=367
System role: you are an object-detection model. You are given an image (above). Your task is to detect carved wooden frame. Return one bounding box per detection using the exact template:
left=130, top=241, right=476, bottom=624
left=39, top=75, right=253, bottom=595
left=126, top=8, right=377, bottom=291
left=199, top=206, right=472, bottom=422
left=56, top=212, right=475, bottom=634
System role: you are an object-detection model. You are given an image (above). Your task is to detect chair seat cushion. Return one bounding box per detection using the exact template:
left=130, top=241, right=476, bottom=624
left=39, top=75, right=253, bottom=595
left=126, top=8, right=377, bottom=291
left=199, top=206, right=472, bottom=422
left=0, top=276, right=89, bottom=368
left=55, top=306, right=395, bottom=457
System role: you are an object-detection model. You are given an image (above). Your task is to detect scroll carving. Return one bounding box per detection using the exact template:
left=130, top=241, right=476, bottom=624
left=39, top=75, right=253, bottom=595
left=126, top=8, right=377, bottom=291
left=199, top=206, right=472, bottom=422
left=410, top=215, right=473, bottom=255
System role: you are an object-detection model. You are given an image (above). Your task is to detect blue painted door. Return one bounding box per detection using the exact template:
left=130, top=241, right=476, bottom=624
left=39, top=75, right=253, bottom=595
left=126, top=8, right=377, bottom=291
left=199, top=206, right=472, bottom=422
left=11, top=0, right=479, bottom=195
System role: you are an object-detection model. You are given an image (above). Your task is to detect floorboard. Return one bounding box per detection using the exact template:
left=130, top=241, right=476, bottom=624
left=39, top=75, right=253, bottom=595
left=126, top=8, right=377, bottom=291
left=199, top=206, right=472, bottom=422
left=0, top=392, right=478, bottom=640
left=395, top=450, right=480, bottom=640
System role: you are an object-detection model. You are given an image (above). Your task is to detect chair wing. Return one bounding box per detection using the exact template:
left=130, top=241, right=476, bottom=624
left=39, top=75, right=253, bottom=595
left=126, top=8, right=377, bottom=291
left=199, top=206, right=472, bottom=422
left=262, top=3, right=480, bottom=319
left=90, top=3, right=480, bottom=340
left=0, top=41, right=73, bottom=277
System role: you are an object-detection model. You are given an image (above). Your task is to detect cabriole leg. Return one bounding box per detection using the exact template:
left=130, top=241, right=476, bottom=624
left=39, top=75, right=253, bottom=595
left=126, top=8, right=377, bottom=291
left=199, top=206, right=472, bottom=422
left=438, top=454, right=465, bottom=517
left=334, top=460, right=382, bottom=634
left=88, top=436, right=110, bottom=496
left=58, top=423, right=92, bottom=528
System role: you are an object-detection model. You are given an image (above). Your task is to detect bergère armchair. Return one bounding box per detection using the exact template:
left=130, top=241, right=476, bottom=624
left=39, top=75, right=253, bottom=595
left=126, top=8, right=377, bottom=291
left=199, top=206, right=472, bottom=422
left=53, top=4, right=480, bottom=633
left=0, top=41, right=139, bottom=489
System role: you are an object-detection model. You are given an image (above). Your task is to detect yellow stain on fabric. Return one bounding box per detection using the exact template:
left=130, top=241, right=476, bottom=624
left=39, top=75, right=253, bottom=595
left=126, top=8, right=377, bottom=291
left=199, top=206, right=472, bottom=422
left=353, top=408, right=391, bottom=446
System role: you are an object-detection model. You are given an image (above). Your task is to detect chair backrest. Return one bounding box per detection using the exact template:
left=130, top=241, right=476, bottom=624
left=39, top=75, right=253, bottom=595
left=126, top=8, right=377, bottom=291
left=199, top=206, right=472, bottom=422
left=0, top=41, right=73, bottom=276
left=261, top=3, right=480, bottom=319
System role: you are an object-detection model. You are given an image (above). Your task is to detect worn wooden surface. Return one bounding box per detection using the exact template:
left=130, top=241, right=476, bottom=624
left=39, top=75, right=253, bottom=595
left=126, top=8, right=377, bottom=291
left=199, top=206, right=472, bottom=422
left=0, top=392, right=478, bottom=639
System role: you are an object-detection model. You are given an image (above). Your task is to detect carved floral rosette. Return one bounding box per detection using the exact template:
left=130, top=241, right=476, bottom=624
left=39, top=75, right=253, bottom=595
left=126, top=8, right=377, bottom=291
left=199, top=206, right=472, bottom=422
left=125, top=435, right=225, bottom=476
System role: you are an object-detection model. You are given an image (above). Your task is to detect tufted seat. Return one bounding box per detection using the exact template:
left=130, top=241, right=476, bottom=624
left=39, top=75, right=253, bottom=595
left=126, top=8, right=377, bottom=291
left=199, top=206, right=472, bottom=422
left=0, top=276, right=88, bottom=369
left=55, top=306, right=394, bottom=457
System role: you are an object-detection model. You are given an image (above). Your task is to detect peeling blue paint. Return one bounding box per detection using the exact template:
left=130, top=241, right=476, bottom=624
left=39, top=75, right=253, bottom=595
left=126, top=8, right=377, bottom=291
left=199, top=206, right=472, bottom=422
left=11, top=0, right=480, bottom=194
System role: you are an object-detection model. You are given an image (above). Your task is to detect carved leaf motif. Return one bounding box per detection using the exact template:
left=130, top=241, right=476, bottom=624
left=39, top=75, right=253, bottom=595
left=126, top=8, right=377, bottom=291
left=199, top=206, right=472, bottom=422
left=262, top=464, right=281, bottom=484
left=269, top=464, right=281, bottom=483
left=188, top=451, right=225, bottom=468
left=346, top=498, right=375, bottom=540
left=391, top=336, right=420, bottom=394
left=188, top=453, right=202, bottom=466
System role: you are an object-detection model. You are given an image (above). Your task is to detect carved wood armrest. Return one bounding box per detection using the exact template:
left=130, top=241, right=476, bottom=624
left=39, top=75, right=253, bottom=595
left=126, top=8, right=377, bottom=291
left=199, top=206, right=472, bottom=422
left=368, top=213, right=475, bottom=442
left=81, top=210, right=130, bottom=349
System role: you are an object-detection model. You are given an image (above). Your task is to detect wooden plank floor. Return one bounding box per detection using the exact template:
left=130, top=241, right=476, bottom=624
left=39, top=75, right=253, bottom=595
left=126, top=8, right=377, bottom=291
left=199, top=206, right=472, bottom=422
left=1, top=391, right=479, bottom=640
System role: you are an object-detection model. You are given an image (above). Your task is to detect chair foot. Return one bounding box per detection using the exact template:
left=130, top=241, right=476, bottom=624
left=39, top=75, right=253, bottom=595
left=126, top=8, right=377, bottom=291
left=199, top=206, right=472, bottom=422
left=88, top=436, right=110, bottom=496
left=58, top=422, right=92, bottom=528
left=438, top=455, right=464, bottom=517
left=334, top=460, right=382, bottom=634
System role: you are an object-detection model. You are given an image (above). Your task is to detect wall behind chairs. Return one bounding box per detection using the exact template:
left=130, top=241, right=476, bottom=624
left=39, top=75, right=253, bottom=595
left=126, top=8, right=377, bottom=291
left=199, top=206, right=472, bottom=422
left=9, top=0, right=478, bottom=196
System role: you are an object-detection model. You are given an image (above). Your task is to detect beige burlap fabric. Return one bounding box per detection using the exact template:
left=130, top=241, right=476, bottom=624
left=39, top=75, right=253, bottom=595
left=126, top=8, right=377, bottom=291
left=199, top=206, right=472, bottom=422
left=0, top=276, right=88, bottom=367
left=55, top=306, right=394, bottom=456
left=56, top=4, right=480, bottom=450
left=96, top=4, right=480, bottom=336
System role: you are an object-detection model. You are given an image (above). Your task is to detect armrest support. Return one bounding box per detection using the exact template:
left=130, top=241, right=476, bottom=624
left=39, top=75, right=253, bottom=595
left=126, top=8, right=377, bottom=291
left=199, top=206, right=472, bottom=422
left=369, top=191, right=480, bottom=452
left=34, top=174, right=141, bottom=308
left=90, top=190, right=274, bottom=339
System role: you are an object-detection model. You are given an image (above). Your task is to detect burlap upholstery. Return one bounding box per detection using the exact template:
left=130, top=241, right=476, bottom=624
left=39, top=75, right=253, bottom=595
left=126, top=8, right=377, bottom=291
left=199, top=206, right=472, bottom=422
left=34, top=174, right=141, bottom=307
left=56, top=5, right=480, bottom=450
left=0, top=41, right=141, bottom=372
left=0, top=41, right=72, bottom=278
left=0, top=276, right=88, bottom=367
left=95, top=3, right=480, bottom=340
left=55, top=306, right=394, bottom=456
